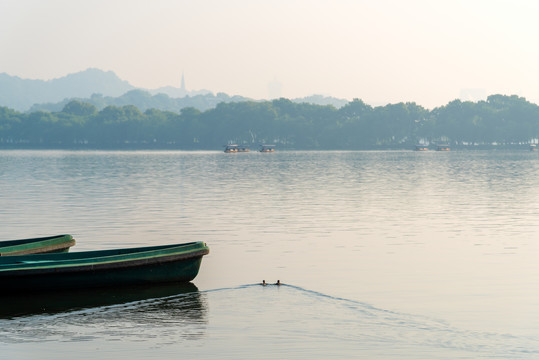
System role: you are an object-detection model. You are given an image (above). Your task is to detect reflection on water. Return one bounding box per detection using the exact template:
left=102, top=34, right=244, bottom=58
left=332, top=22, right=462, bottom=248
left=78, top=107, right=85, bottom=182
left=0, top=282, right=203, bottom=319
left=0, top=282, right=207, bottom=345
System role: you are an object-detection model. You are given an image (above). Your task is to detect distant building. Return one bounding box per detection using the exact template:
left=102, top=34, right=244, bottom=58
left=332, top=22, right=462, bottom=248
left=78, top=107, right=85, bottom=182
left=181, top=72, right=186, bottom=92
left=268, top=77, right=283, bottom=99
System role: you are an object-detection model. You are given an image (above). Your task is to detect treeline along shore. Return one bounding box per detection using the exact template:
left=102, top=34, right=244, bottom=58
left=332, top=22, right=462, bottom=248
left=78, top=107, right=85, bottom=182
left=0, top=94, right=538, bottom=150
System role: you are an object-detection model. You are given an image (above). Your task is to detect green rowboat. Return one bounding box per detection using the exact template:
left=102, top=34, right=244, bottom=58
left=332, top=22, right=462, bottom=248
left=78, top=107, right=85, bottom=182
left=0, top=234, right=76, bottom=255
left=0, top=241, right=209, bottom=292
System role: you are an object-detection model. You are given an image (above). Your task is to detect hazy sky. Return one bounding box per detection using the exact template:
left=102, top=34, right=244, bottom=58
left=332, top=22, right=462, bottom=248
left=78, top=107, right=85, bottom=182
left=1, top=0, right=539, bottom=108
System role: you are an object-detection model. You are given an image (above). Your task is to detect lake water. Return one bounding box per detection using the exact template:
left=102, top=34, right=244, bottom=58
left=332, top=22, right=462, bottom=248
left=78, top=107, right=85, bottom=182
left=1, top=149, right=539, bottom=359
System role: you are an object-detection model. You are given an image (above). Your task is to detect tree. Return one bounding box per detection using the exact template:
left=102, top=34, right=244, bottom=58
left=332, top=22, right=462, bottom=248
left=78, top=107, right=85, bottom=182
left=62, top=100, right=97, bottom=116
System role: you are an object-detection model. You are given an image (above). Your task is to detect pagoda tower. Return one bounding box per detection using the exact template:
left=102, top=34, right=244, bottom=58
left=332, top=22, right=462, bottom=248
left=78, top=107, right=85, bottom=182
left=180, top=72, right=186, bottom=92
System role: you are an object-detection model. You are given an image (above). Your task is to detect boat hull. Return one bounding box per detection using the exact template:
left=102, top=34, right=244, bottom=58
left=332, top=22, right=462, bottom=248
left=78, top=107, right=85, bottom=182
left=0, top=242, right=209, bottom=292
left=0, top=235, right=76, bottom=255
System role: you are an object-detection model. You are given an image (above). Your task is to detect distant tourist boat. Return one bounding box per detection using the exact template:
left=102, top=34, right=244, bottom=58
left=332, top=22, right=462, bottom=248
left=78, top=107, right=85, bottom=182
left=436, top=145, right=450, bottom=151
left=0, top=234, right=75, bottom=256
left=224, top=145, right=250, bottom=153
left=530, top=144, right=537, bottom=151
left=259, top=145, right=276, bottom=152
left=0, top=241, right=210, bottom=292
left=224, top=145, right=239, bottom=153
left=414, top=145, right=429, bottom=151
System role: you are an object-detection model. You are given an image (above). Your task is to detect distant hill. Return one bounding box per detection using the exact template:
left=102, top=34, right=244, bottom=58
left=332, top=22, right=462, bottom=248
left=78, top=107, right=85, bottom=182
left=29, top=89, right=252, bottom=113
left=0, top=68, right=134, bottom=111
left=147, top=86, right=212, bottom=98
left=1, top=68, right=349, bottom=112
left=29, top=90, right=347, bottom=114
left=291, top=95, right=348, bottom=109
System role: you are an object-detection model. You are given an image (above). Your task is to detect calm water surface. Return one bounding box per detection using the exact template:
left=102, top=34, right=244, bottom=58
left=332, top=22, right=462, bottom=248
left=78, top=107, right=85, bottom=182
left=1, top=149, right=539, bottom=359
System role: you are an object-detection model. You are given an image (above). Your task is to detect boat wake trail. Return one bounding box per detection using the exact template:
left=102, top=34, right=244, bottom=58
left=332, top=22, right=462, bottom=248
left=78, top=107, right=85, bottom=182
left=200, top=283, right=539, bottom=359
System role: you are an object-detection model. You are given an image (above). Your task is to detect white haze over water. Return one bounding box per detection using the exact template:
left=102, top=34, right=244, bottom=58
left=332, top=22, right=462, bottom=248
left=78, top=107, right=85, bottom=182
left=2, top=0, right=539, bottom=108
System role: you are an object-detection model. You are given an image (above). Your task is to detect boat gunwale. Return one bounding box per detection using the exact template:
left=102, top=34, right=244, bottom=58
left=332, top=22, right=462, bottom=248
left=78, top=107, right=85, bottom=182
left=0, top=242, right=209, bottom=272
left=0, top=249, right=209, bottom=276
left=0, top=234, right=72, bottom=244
left=0, top=235, right=75, bottom=255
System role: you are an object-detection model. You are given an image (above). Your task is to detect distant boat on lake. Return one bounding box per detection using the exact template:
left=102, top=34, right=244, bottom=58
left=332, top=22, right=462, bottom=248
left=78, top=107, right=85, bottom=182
left=414, top=145, right=429, bottom=151
left=259, top=145, right=275, bottom=152
left=224, top=144, right=250, bottom=153
left=224, top=145, right=239, bottom=153
left=530, top=144, right=537, bottom=151
left=436, top=145, right=450, bottom=151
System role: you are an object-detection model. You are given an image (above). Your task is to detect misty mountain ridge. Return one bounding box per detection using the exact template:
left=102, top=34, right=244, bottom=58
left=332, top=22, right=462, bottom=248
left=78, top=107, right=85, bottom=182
left=0, top=68, right=134, bottom=111
left=0, top=68, right=349, bottom=112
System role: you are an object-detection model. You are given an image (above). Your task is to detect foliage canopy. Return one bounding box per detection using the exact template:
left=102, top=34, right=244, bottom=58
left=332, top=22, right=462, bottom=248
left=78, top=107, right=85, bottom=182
left=1, top=95, right=539, bottom=149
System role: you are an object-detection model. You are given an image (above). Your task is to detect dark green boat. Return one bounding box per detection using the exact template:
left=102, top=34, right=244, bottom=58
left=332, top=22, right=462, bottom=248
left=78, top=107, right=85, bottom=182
left=0, top=234, right=76, bottom=255
left=0, top=241, right=209, bottom=292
